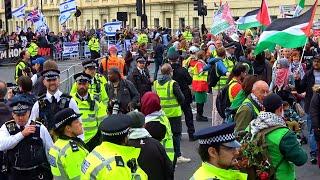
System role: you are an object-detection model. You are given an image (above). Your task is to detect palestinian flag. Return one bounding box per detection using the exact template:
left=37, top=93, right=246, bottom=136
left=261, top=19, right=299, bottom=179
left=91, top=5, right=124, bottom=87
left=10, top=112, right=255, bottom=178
left=294, top=0, right=305, bottom=17
left=255, top=0, right=318, bottom=55
left=236, top=9, right=261, bottom=30
left=236, top=0, right=270, bottom=30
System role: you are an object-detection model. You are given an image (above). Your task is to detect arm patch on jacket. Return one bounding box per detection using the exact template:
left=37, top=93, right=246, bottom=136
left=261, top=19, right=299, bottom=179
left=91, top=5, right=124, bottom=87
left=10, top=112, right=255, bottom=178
left=81, top=160, right=91, bottom=174
left=48, top=154, right=57, bottom=167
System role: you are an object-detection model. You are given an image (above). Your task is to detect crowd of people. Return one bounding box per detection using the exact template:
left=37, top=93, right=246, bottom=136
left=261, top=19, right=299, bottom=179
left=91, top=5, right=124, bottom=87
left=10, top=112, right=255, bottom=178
left=0, top=24, right=319, bottom=180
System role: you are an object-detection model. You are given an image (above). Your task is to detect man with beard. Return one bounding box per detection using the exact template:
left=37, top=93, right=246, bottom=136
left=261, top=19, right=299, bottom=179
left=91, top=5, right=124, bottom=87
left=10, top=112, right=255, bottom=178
left=71, top=72, right=106, bottom=151
left=227, top=63, right=248, bottom=104
left=106, top=67, right=140, bottom=114
left=190, top=123, right=247, bottom=180
left=29, top=62, right=80, bottom=136
left=252, top=51, right=272, bottom=84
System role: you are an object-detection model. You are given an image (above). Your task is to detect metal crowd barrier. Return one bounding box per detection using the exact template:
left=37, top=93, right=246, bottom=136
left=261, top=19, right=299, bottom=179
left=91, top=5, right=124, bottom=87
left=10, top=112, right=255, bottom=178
left=59, top=62, right=83, bottom=93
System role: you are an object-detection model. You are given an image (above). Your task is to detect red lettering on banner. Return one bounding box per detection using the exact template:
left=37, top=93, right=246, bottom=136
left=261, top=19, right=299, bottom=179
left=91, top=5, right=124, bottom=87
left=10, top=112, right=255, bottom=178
left=38, top=48, right=51, bottom=56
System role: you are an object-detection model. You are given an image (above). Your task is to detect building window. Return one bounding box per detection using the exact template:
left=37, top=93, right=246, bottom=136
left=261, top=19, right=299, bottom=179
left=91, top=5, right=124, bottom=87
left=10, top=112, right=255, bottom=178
left=132, top=18, right=136, bottom=27
left=154, top=18, right=159, bottom=27
left=193, top=17, right=199, bottom=28
left=179, top=18, right=185, bottom=29
left=165, top=18, right=171, bottom=28
left=103, top=19, right=107, bottom=24
left=95, top=19, right=99, bottom=28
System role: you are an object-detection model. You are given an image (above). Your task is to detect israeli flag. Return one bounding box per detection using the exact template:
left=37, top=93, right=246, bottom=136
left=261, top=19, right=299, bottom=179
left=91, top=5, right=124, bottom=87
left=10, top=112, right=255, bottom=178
left=12, top=4, right=26, bottom=18
left=104, top=22, right=122, bottom=36
left=59, top=0, right=76, bottom=25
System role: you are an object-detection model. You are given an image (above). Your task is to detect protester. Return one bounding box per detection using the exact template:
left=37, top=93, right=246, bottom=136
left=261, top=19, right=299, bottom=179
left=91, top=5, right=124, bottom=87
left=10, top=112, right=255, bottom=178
left=106, top=67, right=140, bottom=114
left=234, top=80, right=269, bottom=132
left=249, top=93, right=307, bottom=179
left=168, top=48, right=195, bottom=141
left=127, top=111, right=174, bottom=180
left=252, top=51, right=272, bottom=84
left=295, top=55, right=320, bottom=164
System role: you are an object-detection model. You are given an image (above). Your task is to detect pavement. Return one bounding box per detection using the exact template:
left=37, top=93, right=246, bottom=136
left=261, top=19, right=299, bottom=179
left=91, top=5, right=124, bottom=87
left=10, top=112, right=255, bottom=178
left=1, top=60, right=320, bottom=179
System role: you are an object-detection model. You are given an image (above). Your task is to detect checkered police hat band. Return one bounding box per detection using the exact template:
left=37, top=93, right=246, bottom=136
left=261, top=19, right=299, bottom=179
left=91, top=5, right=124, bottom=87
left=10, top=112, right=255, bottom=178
left=83, top=62, right=96, bottom=68
left=199, top=133, right=235, bottom=145
left=55, top=114, right=78, bottom=128
left=101, top=128, right=130, bottom=136
left=76, top=75, right=90, bottom=82
left=12, top=103, right=29, bottom=111
left=44, top=71, right=60, bottom=77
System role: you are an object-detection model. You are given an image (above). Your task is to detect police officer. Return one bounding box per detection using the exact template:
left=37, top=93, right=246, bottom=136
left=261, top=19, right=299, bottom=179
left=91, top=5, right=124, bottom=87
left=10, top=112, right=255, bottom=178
left=49, top=108, right=89, bottom=179
left=71, top=72, right=106, bottom=151
left=190, top=123, right=247, bottom=180
left=0, top=96, right=53, bottom=180
left=88, top=34, right=100, bottom=59
left=30, top=68, right=80, bottom=135
left=71, top=59, right=108, bottom=113
left=27, top=36, right=39, bottom=61
left=15, top=50, right=31, bottom=82
left=81, top=114, right=148, bottom=179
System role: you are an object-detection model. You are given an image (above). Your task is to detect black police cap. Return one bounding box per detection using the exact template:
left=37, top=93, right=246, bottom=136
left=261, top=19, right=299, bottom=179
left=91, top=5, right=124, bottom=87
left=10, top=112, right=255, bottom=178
left=73, top=72, right=92, bottom=83
left=99, top=114, right=132, bottom=137
left=53, top=108, right=82, bottom=129
left=9, top=95, right=33, bottom=115
left=82, top=59, right=98, bottom=68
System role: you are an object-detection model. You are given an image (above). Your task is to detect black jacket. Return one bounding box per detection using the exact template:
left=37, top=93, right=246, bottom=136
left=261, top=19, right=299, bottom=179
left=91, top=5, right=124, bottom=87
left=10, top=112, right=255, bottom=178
left=171, top=63, right=193, bottom=104
left=310, top=90, right=320, bottom=141
left=295, top=69, right=315, bottom=113
left=128, top=137, right=174, bottom=180
left=127, top=67, right=152, bottom=97
left=106, top=79, right=140, bottom=114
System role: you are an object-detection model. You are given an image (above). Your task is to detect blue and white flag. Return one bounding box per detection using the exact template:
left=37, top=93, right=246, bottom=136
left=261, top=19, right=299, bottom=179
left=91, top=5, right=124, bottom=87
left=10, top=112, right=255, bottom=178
left=59, top=0, right=76, bottom=25
left=104, top=22, right=122, bottom=36
left=12, top=3, right=26, bottom=18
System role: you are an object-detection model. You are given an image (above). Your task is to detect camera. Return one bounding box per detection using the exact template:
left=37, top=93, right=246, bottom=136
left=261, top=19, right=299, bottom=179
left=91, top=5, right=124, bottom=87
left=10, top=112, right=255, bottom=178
left=6, top=83, right=20, bottom=95
left=109, top=99, right=120, bottom=115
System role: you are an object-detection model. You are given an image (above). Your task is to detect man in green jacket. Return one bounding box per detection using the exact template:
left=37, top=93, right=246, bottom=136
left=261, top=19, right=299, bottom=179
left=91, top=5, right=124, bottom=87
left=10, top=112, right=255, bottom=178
left=234, top=80, right=269, bottom=132
left=249, top=93, right=307, bottom=180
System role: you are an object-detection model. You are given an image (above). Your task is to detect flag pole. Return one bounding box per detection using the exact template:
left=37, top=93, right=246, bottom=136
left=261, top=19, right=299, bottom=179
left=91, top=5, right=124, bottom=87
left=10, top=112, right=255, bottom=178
left=298, top=38, right=308, bottom=71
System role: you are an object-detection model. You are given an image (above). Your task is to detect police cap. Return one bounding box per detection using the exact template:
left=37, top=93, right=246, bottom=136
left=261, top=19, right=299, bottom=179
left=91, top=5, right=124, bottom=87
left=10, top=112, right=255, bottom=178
left=74, top=72, right=92, bottom=83
left=82, top=59, right=98, bottom=69
left=41, top=69, right=60, bottom=80
left=193, top=123, right=240, bottom=148
left=9, top=95, right=33, bottom=115
left=99, top=114, right=132, bottom=137
left=53, top=108, right=82, bottom=129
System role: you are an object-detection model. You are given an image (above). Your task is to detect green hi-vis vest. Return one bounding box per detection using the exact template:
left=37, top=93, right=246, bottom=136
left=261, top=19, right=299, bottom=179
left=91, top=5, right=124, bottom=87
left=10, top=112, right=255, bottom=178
left=49, top=138, right=89, bottom=180
left=190, top=162, right=247, bottom=180
left=154, top=80, right=182, bottom=118
left=15, top=61, right=27, bottom=82
left=146, top=114, right=175, bottom=161
left=72, top=94, right=106, bottom=143
left=213, top=58, right=234, bottom=90
left=81, top=141, right=148, bottom=180
left=27, top=42, right=38, bottom=57
left=70, top=73, right=108, bottom=112
left=266, top=128, right=295, bottom=180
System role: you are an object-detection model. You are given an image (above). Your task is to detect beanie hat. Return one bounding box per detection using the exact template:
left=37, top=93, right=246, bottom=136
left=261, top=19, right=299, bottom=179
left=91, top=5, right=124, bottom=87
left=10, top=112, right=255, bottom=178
left=127, top=110, right=145, bottom=128
left=145, top=121, right=166, bottom=141
left=167, top=47, right=180, bottom=61
left=263, top=93, right=283, bottom=113
left=141, top=92, right=161, bottom=116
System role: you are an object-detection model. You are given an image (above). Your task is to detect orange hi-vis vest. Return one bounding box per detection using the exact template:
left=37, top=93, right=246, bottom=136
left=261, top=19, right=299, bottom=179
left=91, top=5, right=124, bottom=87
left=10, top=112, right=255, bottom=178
left=101, top=56, right=125, bottom=76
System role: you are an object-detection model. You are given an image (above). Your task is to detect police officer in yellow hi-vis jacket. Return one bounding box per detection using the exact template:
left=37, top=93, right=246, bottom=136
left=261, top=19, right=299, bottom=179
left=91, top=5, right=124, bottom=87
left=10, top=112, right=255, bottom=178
left=81, top=114, right=148, bottom=180
left=71, top=72, right=107, bottom=151
left=190, top=123, right=247, bottom=180
left=48, top=108, right=89, bottom=180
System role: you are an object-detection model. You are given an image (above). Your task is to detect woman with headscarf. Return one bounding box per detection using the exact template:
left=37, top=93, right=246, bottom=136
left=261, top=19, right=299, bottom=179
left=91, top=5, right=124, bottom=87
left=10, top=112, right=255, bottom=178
left=270, top=58, right=295, bottom=104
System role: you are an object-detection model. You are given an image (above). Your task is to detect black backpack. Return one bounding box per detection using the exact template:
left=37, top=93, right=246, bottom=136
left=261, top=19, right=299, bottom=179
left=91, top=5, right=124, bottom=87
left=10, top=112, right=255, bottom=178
left=216, top=80, right=237, bottom=119
left=208, top=61, right=220, bottom=88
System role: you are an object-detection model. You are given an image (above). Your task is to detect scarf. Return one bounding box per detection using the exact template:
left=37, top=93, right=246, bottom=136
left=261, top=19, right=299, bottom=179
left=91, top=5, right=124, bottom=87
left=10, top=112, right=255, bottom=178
left=275, top=68, right=289, bottom=89
left=250, top=93, right=264, bottom=109
left=128, top=128, right=152, bottom=140
left=250, top=112, right=286, bottom=138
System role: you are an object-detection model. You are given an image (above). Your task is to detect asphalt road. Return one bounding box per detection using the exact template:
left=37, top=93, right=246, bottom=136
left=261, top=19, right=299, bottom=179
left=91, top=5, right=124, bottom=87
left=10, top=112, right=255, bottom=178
left=1, top=60, right=320, bottom=179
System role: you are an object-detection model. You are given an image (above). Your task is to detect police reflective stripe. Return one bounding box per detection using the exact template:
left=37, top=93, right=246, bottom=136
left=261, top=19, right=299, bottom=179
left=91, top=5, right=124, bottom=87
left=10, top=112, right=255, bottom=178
left=90, top=150, right=115, bottom=178
left=51, top=144, right=70, bottom=178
